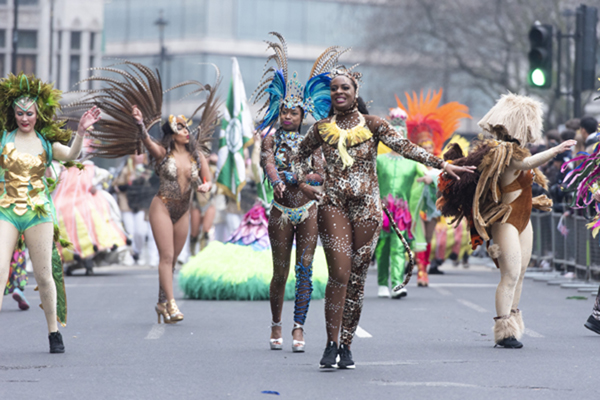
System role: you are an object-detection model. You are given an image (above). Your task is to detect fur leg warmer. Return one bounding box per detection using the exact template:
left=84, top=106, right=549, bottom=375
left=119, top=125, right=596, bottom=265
left=493, top=314, right=522, bottom=343
left=511, top=309, right=524, bottom=336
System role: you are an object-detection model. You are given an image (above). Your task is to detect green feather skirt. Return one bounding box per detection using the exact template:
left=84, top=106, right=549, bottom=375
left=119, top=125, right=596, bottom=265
left=178, top=241, right=329, bottom=301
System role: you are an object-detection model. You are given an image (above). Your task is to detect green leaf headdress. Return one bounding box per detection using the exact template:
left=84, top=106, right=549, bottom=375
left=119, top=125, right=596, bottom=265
left=0, top=73, right=72, bottom=144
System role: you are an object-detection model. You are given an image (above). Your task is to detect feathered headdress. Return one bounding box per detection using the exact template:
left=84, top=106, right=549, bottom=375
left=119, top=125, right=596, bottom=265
left=478, top=93, right=543, bottom=147
left=396, top=89, right=471, bottom=156
left=165, top=64, right=222, bottom=156
left=254, top=32, right=349, bottom=132
left=64, top=61, right=164, bottom=157
left=65, top=61, right=221, bottom=158
left=0, top=73, right=72, bottom=144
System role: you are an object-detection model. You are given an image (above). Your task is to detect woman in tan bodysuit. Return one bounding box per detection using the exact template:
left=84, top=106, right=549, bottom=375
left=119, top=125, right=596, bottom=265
left=133, top=108, right=212, bottom=324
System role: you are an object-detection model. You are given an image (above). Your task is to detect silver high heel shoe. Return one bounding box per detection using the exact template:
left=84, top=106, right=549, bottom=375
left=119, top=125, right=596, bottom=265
left=270, top=321, right=283, bottom=350
left=292, top=323, right=305, bottom=353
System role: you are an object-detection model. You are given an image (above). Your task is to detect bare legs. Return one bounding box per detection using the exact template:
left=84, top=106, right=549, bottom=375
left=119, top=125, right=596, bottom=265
left=0, top=221, right=21, bottom=312
left=149, top=197, right=189, bottom=304
left=24, top=223, right=58, bottom=333
left=0, top=221, right=58, bottom=334
left=319, top=205, right=380, bottom=348
left=491, top=221, right=532, bottom=342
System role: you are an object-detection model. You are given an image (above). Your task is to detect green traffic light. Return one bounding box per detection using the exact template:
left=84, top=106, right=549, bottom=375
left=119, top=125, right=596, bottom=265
left=531, top=68, right=546, bottom=87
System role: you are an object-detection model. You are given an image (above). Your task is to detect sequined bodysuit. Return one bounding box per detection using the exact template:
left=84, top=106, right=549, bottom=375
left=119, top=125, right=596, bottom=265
left=296, top=114, right=443, bottom=226
left=156, top=153, right=199, bottom=224
left=294, top=112, right=444, bottom=346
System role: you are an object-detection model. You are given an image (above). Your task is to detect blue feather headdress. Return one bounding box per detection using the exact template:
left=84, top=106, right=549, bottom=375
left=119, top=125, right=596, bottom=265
left=253, top=32, right=349, bottom=133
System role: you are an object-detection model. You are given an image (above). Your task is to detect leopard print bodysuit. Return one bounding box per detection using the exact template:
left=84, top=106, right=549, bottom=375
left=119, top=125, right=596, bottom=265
left=294, top=112, right=444, bottom=346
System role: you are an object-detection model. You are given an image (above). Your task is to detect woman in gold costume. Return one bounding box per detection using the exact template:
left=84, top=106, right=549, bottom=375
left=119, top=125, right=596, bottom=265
left=0, top=73, right=100, bottom=353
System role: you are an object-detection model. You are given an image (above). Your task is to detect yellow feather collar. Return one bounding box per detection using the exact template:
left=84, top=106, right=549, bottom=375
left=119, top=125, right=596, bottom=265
left=319, top=114, right=373, bottom=168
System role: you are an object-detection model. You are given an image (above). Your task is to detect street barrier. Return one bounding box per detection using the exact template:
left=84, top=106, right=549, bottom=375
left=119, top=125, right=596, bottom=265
left=530, top=210, right=600, bottom=282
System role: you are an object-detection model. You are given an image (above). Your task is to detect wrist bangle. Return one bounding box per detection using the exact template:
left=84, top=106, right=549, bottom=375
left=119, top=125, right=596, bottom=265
left=270, top=179, right=283, bottom=188
left=442, top=161, right=447, bottom=171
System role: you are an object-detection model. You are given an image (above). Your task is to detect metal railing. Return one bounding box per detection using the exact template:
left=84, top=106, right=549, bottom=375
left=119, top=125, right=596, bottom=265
left=530, top=210, right=600, bottom=282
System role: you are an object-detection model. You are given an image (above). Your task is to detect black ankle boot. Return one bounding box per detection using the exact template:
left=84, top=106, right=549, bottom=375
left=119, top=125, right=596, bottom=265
left=495, top=336, right=523, bottom=349
left=49, top=331, right=65, bottom=353
left=337, top=344, right=355, bottom=369
left=584, top=315, right=600, bottom=335
left=319, top=341, right=338, bottom=369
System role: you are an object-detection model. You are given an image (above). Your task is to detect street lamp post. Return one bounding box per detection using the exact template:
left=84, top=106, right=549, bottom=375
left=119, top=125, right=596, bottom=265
left=11, top=0, right=19, bottom=74
left=154, top=10, right=169, bottom=115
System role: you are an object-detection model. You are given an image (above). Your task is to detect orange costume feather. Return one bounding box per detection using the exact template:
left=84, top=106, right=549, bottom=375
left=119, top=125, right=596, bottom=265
left=396, top=89, right=471, bottom=156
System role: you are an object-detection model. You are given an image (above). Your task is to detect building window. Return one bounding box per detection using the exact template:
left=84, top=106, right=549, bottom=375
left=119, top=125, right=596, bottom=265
left=0, top=55, right=4, bottom=77
left=15, top=55, right=36, bottom=74
left=17, top=30, right=37, bottom=49
left=0, top=30, right=5, bottom=47
left=57, top=31, right=61, bottom=50
left=69, top=55, right=80, bottom=88
left=90, top=32, right=95, bottom=51
left=89, top=56, right=94, bottom=75
left=71, top=31, right=81, bottom=50
left=18, top=0, right=40, bottom=5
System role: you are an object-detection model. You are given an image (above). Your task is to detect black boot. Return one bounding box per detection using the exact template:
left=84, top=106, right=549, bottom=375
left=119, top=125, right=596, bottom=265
left=337, top=344, right=355, bottom=369
left=49, top=331, right=65, bottom=353
left=584, top=315, right=600, bottom=335
left=428, top=259, right=445, bottom=275
left=495, top=336, right=523, bottom=349
left=319, top=341, right=338, bottom=369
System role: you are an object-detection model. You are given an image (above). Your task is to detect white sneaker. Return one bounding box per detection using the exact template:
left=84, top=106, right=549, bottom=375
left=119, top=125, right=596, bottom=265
left=391, top=287, right=408, bottom=299
left=378, top=286, right=390, bottom=298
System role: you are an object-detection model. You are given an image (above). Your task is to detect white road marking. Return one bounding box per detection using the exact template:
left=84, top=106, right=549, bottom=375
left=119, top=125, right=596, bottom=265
left=434, top=287, right=452, bottom=296
left=145, top=324, right=165, bottom=340
left=456, top=299, right=488, bottom=313
left=355, top=325, right=372, bottom=338
left=374, top=381, right=478, bottom=388
left=429, top=283, right=497, bottom=288
left=523, top=328, right=544, bottom=338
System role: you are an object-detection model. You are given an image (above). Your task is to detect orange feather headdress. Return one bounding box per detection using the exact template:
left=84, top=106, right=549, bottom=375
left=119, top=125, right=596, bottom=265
left=396, top=89, right=471, bottom=156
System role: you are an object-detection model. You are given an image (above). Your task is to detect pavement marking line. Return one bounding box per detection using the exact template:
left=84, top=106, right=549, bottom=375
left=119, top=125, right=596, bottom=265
left=355, top=326, right=373, bottom=338
left=434, top=287, right=452, bottom=296
left=456, top=299, right=488, bottom=313
left=523, top=328, right=544, bottom=338
left=429, top=283, right=497, bottom=288
left=145, top=324, right=165, bottom=340
left=374, top=381, right=479, bottom=388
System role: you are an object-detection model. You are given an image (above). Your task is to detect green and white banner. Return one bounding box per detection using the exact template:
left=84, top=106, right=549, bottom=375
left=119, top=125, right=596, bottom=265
left=216, top=57, right=254, bottom=208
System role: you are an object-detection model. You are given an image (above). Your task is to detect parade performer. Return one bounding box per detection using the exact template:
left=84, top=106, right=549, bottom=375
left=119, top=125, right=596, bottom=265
left=53, top=161, right=129, bottom=275
left=294, top=66, right=474, bottom=368
left=0, top=73, right=100, bottom=353
left=375, top=107, right=425, bottom=298
left=562, top=135, right=600, bottom=335
left=256, top=33, right=349, bottom=352
left=3, top=244, right=29, bottom=310
left=69, top=62, right=218, bottom=324
left=398, top=90, right=472, bottom=281
left=437, top=93, right=576, bottom=348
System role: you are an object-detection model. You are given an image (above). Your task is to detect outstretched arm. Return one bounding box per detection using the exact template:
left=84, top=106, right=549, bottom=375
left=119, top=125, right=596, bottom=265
left=132, top=105, right=166, bottom=161
left=510, top=139, right=576, bottom=170
left=53, top=106, right=101, bottom=161
left=370, top=116, right=475, bottom=179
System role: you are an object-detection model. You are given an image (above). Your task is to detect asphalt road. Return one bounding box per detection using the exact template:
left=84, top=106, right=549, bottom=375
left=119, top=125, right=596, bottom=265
left=1, top=259, right=598, bottom=400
